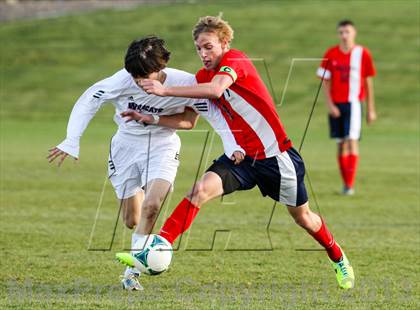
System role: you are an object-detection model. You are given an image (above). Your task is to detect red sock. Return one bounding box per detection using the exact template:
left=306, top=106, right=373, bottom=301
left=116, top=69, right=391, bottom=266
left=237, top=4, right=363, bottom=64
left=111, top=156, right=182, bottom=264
left=347, top=154, right=359, bottom=188
left=310, top=218, right=343, bottom=262
left=338, top=155, right=349, bottom=186
left=159, top=198, right=200, bottom=244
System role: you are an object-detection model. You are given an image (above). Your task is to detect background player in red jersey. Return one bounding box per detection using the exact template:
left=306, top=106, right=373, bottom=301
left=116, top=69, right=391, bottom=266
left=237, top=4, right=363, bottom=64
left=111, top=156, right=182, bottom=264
left=121, top=15, right=355, bottom=289
left=317, top=20, right=377, bottom=195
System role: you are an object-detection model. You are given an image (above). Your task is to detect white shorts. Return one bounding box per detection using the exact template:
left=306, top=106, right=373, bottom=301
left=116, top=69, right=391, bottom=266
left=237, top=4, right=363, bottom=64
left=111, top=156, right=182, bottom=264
left=108, top=132, right=181, bottom=199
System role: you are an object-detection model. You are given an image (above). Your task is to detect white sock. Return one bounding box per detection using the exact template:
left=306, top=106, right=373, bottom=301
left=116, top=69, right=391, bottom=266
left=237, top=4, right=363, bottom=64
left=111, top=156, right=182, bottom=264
left=131, top=233, right=147, bottom=252
left=124, top=233, right=146, bottom=277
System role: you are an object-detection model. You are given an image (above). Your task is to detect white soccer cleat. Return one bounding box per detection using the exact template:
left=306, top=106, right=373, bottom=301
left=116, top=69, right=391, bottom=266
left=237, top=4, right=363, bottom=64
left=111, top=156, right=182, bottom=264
left=342, top=186, right=355, bottom=196
left=121, top=272, right=143, bottom=291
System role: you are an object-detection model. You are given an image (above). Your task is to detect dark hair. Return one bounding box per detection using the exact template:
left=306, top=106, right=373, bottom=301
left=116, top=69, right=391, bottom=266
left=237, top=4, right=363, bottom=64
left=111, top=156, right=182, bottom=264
left=337, top=19, right=355, bottom=28
left=124, top=36, right=171, bottom=78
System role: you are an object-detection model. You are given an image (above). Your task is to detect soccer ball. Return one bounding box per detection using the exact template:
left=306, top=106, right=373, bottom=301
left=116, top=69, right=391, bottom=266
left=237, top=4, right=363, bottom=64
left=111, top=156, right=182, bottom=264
left=132, top=234, right=172, bottom=276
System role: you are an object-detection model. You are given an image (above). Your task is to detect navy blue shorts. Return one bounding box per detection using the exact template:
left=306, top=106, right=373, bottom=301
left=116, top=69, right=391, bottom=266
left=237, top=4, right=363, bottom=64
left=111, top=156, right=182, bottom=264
left=329, top=101, right=362, bottom=140
left=207, top=147, right=308, bottom=207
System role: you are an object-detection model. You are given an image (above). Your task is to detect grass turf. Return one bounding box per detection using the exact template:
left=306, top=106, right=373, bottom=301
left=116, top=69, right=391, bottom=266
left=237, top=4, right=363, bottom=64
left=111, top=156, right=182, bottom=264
left=0, top=1, right=419, bottom=309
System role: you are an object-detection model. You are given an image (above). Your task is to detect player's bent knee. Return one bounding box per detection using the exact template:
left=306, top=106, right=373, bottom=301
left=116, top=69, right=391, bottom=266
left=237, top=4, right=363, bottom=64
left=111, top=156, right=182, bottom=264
left=189, top=182, right=209, bottom=205
left=123, top=217, right=138, bottom=229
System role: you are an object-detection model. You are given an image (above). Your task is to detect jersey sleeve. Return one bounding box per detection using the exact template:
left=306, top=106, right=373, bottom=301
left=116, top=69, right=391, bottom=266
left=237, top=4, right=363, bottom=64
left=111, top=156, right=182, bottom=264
left=216, top=54, right=248, bottom=83
left=196, top=100, right=245, bottom=158
left=183, top=73, right=244, bottom=157
left=316, top=49, right=332, bottom=80
left=56, top=72, right=128, bottom=158
left=362, top=48, right=376, bottom=78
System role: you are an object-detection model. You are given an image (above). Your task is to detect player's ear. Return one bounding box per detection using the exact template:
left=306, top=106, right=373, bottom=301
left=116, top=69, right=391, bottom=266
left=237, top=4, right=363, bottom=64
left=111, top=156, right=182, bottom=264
left=221, top=39, right=229, bottom=50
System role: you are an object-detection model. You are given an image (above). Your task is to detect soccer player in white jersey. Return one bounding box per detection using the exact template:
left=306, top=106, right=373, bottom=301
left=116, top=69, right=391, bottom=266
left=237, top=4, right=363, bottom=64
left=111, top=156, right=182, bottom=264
left=47, top=36, right=243, bottom=290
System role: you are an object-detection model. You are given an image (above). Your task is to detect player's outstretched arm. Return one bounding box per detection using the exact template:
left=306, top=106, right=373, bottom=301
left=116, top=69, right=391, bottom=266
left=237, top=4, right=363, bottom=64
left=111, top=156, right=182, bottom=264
left=140, top=75, right=233, bottom=99
left=50, top=72, right=125, bottom=166
left=121, top=107, right=199, bottom=130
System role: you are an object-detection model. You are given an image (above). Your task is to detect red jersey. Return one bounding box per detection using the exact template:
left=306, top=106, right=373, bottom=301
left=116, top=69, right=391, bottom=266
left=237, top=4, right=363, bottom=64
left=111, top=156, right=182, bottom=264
left=196, top=49, right=291, bottom=159
left=317, top=45, right=375, bottom=103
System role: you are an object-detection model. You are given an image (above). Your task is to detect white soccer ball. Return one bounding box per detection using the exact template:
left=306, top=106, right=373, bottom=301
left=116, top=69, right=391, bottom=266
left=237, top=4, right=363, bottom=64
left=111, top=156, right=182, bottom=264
left=132, top=234, right=172, bottom=276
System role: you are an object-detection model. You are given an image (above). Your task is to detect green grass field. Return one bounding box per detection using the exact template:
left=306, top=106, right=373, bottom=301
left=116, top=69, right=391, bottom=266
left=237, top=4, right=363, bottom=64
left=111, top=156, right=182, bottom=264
left=0, top=1, right=419, bottom=309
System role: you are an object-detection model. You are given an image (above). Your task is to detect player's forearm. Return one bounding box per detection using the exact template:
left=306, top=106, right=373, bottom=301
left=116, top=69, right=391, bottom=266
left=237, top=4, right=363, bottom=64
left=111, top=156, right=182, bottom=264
left=157, top=111, right=199, bottom=130
left=219, top=132, right=245, bottom=158
left=57, top=109, right=95, bottom=158
left=158, top=116, right=196, bottom=130
left=164, top=83, right=224, bottom=99
left=57, top=93, right=102, bottom=157
left=365, top=78, right=375, bottom=112
left=322, top=80, right=334, bottom=107
left=202, top=102, right=245, bottom=158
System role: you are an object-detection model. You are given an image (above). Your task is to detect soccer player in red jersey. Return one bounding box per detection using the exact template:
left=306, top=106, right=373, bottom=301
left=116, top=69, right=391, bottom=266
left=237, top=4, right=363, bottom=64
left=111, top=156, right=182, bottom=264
left=118, top=16, right=355, bottom=289
left=317, top=20, right=376, bottom=195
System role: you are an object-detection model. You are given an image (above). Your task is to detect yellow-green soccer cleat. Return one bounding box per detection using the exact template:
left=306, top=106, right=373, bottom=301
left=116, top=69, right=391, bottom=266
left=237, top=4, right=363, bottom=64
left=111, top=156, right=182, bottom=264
left=116, top=252, right=136, bottom=268
left=331, top=251, right=355, bottom=289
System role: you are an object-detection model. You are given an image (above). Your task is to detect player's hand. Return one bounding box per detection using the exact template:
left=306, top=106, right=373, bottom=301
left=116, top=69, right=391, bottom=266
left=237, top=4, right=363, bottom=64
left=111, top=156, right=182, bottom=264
left=47, top=147, right=76, bottom=166
left=140, top=79, right=167, bottom=96
left=230, top=151, right=245, bottom=165
left=329, top=105, right=340, bottom=118
left=367, top=109, right=377, bottom=125
left=121, top=110, right=154, bottom=124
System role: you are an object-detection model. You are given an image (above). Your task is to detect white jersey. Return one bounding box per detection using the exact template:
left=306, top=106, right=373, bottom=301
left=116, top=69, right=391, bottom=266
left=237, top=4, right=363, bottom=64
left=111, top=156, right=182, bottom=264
left=57, top=68, right=243, bottom=158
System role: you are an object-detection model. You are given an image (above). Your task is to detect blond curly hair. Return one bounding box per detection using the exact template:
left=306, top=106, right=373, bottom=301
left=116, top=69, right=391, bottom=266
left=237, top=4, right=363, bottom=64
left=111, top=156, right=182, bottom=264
left=192, top=14, right=234, bottom=44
